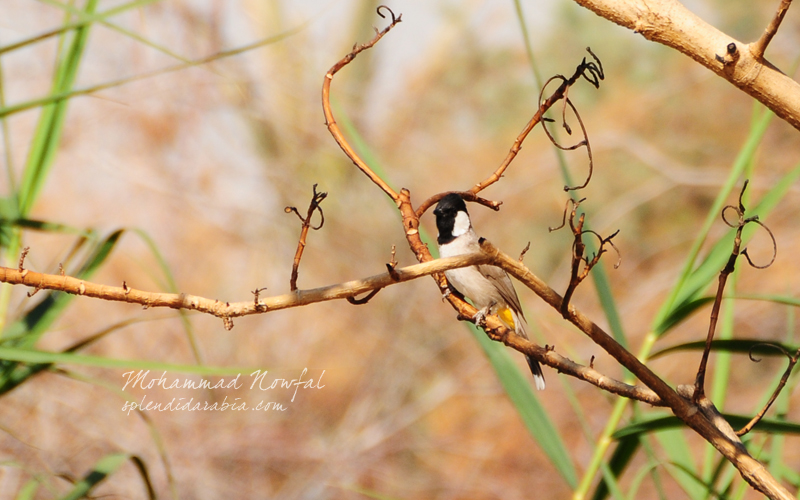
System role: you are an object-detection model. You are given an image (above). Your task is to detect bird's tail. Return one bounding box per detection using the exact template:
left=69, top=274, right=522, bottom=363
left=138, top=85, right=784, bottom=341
left=502, top=307, right=546, bottom=390
left=525, top=355, right=546, bottom=391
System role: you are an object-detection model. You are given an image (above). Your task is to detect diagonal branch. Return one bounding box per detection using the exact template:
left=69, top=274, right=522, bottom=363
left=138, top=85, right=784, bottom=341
left=736, top=345, right=800, bottom=436
left=570, top=0, right=800, bottom=132
left=321, top=6, right=402, bottom=201
left=0, top=254, right=490, bottom=321
left=474, top=239, right=792, bottom=500
left=285, top=184, right=328, bottom=291
left=751, top=0, right=793, bottom=60
left=693, top=180, right=777, bottom=404
left=469, top=48, right=603, bottom=195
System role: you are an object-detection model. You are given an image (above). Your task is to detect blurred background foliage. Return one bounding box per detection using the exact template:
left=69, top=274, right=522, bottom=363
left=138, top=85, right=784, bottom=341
left=0, top=0, right=799, bottom=499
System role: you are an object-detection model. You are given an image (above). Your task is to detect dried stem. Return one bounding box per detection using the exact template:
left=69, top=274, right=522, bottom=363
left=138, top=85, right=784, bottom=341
left=693, top=180, right=777, bottom=404
left=469, top=48, right=603, bottom=195
left=0, top=254, right=492, bottom=320
left=415, top=191, right=501, bottom=219
left=736, top=345, right=800, bottom=436
left=321, top=6, right=402, bottom=201
left=285, top=184, right=327, bottom=291
left=549, top=198, right=620, bottom=317
left=18, top=246, right=30, bottom=272
left=750, top=0, right=793, bottom=60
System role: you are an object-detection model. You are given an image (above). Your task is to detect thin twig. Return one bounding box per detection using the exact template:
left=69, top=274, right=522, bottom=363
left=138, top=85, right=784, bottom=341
left=736, top=345, right=800, bottom=436
left=693, top=180, right=777, bottom=404
left=470, top=48, right=603, bottom=195
left=415, top=191, right=501, bottom=219
left=347, top=289, right=381, bottom=305
left=321, top=6, right=402, bottom=201
left=285, top=184, right=327, bottom=291
left=18, top=246, right=30, bottom=272
left=549, top=198, right=620, bottom=317
left=750, top=0, right=793, bottom=60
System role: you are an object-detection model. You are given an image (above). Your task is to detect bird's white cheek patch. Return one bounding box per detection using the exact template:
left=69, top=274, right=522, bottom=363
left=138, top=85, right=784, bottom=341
left=452, top=211, right=471, bottom=237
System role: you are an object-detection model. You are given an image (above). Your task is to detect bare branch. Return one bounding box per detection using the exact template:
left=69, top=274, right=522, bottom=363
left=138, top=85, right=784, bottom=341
left=18, top=246, right=30, bottom=272
left=415, top=191, right=501, bottom=219
left=0, top=253, right=493, bottom=321
left=475, top=238, right=792, bottom=500
left=569, top=0, right=800, bottom=132
left=469, top=48, right=604, bottom=195
left=693, top=180, right=776, bottom=404
left=285, top=184, right=328, bottom=291
left=321, top=6, right=402, bottom=201
left=548, top=198, right=620, bottom=316
left=751, top=0, right=793, bottom=60
left=737, top=345, right=800, bottom=436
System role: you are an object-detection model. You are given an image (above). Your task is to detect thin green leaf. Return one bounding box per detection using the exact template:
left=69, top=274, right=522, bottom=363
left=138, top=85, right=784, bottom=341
left=57, top=452, right=128, bottom=500
left=591, top=436, right=641, bottom=500
left=655, top=297, right=715, bottom=336
left=665, top=462, right=727, bottom=499
left=468, top=322, right=578, bottom=488
left=14, top=479, right=39, bottom=500
left=655, top=159, right=800, bottom=336
left=0, top=23, right=308, bottom=120
left=614, top=415, right=800, bottom=439
left=0, top=347, right=254, bottom=376
left=650, top=339, right=798, bottom=359
left=651, top=110, right=773, bottom=333
left=0, top=0, right=159, bottom=56
left=18, top=0, right=99, bottom=216
left=0, top=217, right=91, bottom=236
left=656, top=429, right=705, bottom=500
left=625, top=462, right=664, bottom=500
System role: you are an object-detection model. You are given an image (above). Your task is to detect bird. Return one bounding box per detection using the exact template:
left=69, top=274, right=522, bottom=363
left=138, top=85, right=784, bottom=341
left=434, top=193, right=545, bottom=390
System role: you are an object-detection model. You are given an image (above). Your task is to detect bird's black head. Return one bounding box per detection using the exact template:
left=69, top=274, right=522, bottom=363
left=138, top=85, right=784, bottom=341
left=434, top=193, right=469, bottom=245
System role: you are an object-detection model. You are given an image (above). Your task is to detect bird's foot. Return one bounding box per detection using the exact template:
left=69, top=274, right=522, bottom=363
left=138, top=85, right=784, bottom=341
left=472, top=306, right=491, bottom=327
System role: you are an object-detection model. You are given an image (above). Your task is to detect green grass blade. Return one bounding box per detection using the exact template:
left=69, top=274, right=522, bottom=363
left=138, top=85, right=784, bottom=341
left=0, top=0, right=159, bottom=56
left=651, top=109, right=773, bottom=332
left=656, top=429, right=705, bottom=500
left=591, top=436, right=641, bottom=500
left=655, top=159, right=800, bottom=337
left=614, top=415, right=800, bottom=439
left=18, top=0, right=99, bottom=216
left=14, top=479, right=39, bottom=500
left=468, top=322, right=578, bottom=487
left=57, top=452, right=129, bottom=500
left=0, top=23, right=307, bottom=120
left=0, top=347, right=256, bottom=375
left=650, top=339, right=798, bottom=359
left=131, top=228, right=203, bottom=364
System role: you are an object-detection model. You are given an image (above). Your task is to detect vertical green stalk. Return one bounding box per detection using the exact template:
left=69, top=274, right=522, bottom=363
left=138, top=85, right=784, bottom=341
left=18, top=0, right=99, bottom=216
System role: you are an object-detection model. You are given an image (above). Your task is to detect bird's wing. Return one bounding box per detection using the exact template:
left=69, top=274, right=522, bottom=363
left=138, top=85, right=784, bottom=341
left=475, top=264, right=525, bottom=319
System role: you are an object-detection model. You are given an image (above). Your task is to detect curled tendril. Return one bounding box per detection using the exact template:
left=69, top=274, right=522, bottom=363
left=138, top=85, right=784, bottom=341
left=580, top=47, right=605, bottom=88
left=742, top=219, right=777, bottom=269
left=377, top=5, right=398, bottom=24
left=549, top=197, right=585, bottom=232
left=720, top=180, right=777, bottom=270
left=721, top=204, right=742, bottom=227
left=537, top=82, right=593, bottom=191
left=748, top=342, right=791, bottom=363
left=284, top=185, right=327, bottom=230
left=579, top=229, right=622, bottom=269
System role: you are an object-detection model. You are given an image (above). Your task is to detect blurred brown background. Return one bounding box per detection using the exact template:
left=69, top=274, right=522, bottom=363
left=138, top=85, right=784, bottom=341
left=1, top=0, right=799, bottom=498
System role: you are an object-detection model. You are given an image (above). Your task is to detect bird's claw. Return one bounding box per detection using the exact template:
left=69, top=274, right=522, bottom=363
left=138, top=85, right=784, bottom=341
left=441, top=289, right=451, bottom=301
left=472, top=306, right=490, bottom=327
